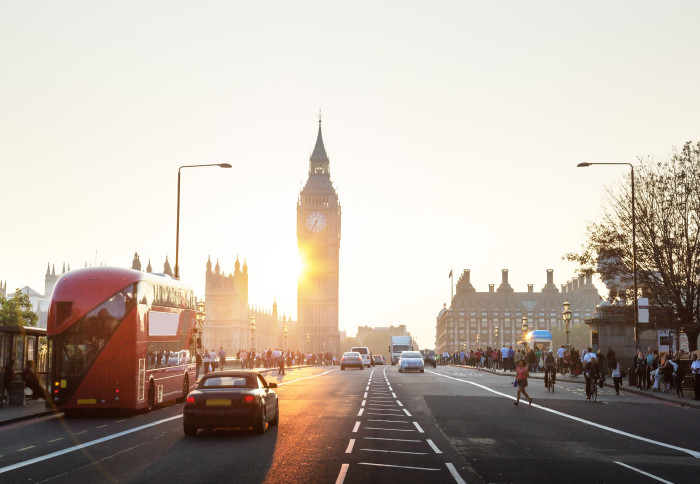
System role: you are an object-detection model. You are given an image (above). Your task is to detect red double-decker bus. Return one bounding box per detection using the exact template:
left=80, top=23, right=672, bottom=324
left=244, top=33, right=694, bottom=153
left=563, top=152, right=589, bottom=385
left=47, top=267, right=197, bottom=411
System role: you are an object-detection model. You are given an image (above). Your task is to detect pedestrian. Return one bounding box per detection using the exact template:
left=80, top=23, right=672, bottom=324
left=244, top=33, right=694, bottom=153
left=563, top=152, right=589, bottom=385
left=657, top=355, right=673, bottom=393
left=218, top=347, right=226, bottom=371
left=195, top=351, right=202, bottom=380
left=691, top=354, right=700, bottom=401
left=633, top=350, right=647, bottom=390
left=278, top=351, right=285, bottom=375
left=557, top=345, right=566, bottom=375
left=202, top=350, right=210, bottom=374
left=22, top=360, right=44, bottom=400
left=2, top=358, right=16, bottom=407
left=209, top=349, right=217, bottom=371
left=513, top=359, right=532, bottom=406
left=606, top=347, right=617, bottom=376
left=611, top=360, right=623, bottom=395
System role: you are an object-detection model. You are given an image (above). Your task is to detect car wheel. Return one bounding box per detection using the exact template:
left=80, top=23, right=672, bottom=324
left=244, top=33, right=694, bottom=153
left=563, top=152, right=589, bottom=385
left=254, top=407, right=266, bottom=435
left=433, top=364, right=437, bottom=368
left=183, top=422, right=197, bottom=436
left=147, top=381, right=155, bottom=411
left=177, top=374, right=189, bottom=403
left=420, top=369, right=425, bottom=373
left=269, top=401, right=279, bottom=426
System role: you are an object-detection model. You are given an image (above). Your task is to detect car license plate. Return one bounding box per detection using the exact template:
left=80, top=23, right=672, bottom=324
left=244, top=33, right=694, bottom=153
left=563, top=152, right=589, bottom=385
left=206, top=399, right=232, bottom=407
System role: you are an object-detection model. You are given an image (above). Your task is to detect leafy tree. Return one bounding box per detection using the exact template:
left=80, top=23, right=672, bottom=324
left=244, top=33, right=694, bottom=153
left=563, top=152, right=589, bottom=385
left=0, top=289, right=38, bottom=327
left=567, top=141, right=700, bottom=351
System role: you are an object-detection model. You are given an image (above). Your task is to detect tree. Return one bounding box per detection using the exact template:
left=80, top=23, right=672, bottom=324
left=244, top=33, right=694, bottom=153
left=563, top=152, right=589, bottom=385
left=567, top=141, right=700, bottom=351
left=0, top=289, right=38, bottom=327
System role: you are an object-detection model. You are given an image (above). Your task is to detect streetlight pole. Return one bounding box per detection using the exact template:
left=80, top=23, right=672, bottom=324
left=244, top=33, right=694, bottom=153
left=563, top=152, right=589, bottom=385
left=175, top=163, right=232, bottom=280
left=249, top=315, right=256, bottom=353
left=283, top=324, right=288, bottom=351
left=562, top=299, right=572, bottom=350
left=578, top=162, right=638, bottom=349
left=521, top=316, right=529, bottom=348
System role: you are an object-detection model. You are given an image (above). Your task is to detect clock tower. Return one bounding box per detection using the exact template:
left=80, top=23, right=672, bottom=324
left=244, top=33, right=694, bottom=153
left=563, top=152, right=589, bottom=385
left=297, top=118, right=341, bottom=356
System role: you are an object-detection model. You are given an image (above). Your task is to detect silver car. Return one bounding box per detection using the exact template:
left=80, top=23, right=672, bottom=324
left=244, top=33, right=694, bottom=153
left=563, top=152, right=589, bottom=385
left=398, top=351, right=424, bottom=373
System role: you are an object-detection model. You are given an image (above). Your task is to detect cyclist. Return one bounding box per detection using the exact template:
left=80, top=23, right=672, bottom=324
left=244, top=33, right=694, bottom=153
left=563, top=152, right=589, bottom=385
left=543, top=350, right=556, bottom=390
left=584, top=355, right=602, bottom=400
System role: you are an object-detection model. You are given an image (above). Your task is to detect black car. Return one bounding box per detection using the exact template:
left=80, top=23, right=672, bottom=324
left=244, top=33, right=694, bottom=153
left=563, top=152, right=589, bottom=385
left=183, top=370, right=278, bottom=436
left=420, top=349, right=437, bottom=368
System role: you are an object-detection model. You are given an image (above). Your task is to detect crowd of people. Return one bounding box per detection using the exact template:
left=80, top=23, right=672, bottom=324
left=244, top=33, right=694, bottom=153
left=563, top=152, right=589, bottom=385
left=195, top=348, right=337, bottom=379
left=438, top=344, right=700, bottom=401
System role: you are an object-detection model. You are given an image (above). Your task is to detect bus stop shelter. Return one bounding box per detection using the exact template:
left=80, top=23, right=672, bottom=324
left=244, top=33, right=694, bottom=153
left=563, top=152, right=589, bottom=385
left=0, top=326, right=50, bottom=404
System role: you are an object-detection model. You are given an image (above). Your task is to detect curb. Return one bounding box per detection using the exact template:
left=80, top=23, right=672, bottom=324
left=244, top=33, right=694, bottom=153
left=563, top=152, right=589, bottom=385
left=0, top=408, right=60, bottom=427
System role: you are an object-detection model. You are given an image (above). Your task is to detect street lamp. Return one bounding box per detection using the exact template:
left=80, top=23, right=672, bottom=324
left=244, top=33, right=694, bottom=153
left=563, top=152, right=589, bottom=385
left=249, top=315, right=256, bottom=352
left=521, top=316, right=528, bottom=348
left=578, top=162, right=638, bottom=349
left=283, top=324, right=288, bottom=351
left=175, top=163, right=232, bottom=279
left=494, top=324, right=499, bottom=344
left=195, top=300, right=205, bottom=350
left=562, top=299, right=572, bottom=350
left=476, top=333, right=480, bottom=349
left=306, top=333, right=310, bottom=351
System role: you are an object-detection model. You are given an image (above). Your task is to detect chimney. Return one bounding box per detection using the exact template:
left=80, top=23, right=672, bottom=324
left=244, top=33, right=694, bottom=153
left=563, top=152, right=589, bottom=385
left=567, top=281, right=573, bottom=292
left=547, top=269, right=553, bottom=285
left=528, top=284, right=534, bottom=293
left=464, top=269, right=470, bottom=283
left=585, top=274, right=593, bottom=285
left=561, top=284, right=567, bottom=293
left=489, top=284, right=495, bottom=294
left=573, top=279, right=579, bottom=290
left=502, top=269, right=508, bottom=284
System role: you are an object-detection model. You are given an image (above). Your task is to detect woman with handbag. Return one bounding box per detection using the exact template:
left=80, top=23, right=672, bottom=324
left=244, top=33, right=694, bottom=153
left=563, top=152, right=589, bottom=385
left=513, top=359, right=532, bottom=406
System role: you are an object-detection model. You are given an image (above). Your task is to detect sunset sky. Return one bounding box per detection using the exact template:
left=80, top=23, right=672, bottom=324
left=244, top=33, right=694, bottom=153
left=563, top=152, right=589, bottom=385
left=2, top=2, right=699, bottom=349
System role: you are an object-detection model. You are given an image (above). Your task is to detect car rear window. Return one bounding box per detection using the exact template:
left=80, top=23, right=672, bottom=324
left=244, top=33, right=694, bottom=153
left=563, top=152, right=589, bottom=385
left=201, top=376, right=254, bottom=388
left=351, top=347, right=368, bottom=354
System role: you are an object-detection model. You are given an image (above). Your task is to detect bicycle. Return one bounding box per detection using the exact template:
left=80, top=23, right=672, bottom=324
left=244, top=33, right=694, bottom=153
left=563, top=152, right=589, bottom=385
left=544, top=368, right=555, bottom=392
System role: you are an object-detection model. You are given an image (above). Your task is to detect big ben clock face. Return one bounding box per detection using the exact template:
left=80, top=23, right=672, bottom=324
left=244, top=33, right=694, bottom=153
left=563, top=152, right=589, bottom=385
left=305, top=211, right=327, bottom=232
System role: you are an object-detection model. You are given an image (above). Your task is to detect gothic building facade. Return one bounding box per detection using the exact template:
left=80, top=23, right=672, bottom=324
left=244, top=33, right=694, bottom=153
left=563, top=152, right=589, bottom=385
left=436, top=269, right=600, bottom=354
left=297, top=119, right=341, bottom=355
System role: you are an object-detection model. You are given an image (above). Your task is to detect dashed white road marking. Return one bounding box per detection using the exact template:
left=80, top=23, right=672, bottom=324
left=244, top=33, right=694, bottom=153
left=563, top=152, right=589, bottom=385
left=361, top=400, right=366, bottom=407
left=358, top=462, right=440, bottom=471
left=357, top=408, right=364, bottom=417
left=412, top=422, right=425, bottom=433
left=352, top=422, right=361, bottom=433
left=345, top=439, right=355, bottom=454
left=96, top=425, right=107, bottom=429
left=367, top=419, right=410, bottom=424
left=364, top=392, right=367, bottom=398
left=335, top=463, right=349, bottom=484
left=426, top=439, right=442, bottom=454
left=18, top=446, right=35, bottom=452
left=47, top=438, right=63, bottom=443
left=391, top=392, right=397, bottom=398
left=446, top=463, right=467, bottom=483
left=360, top=448, right=428, bottom=455
left=403, top=409, right=412, bottom=417
left=396, top=400, right=404, bottom=407
left=364, top=427, right=415, bottom=432
left=363, top=437, right=421, bottom=442
left=367, top=403, right=397, bottom=407
left=614, top=461, right=674, bottom=483
left=367, top=411, right=404, bottom=416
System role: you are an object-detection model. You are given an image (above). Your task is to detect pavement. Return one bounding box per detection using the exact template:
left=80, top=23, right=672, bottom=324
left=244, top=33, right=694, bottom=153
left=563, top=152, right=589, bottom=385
left=0, top=363, right=320, bottom=426
left=459, top=364, right=700, bottom=409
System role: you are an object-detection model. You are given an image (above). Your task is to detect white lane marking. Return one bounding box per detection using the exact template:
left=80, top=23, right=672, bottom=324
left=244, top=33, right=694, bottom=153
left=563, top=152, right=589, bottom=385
left=364, top=427, right=415, bottom=432
left=413, top=422, right=425, bottom=433
left=614, top=461, right=675, bottom=483
left=391, top=392, right=397, bottom=398
left=361, top=400, right=366, bottom=407
left=335, top=463, right=349, bottom=484
left=365, top=386, right=369, bottom=391
left=446, top=463, right=467, bottom=484
left=363, top=437, right=421, bottom=442
left=47, top=438, right=63, bottom=443
left=364, top=392, right=367, bottom=398
left=367, top=419, right=410, bottom=423
left=367, top=403, right=397, bottom=407
left=0, top=415, right=182, bottom=474
left=428, top=370, right=700, bottom=459
left=345, top=439, right=355, bottom=454
left=426, top=439, right=442, bottom=454
left=396, top=400, right=404, bottom=407
left=367, top=412, right=405, bottom=416
left=352, top=422, right=361, bottom=433
left=388, top=387, right=393, bottom=391
left=357, top=408, right=364, bottom=417
left=75, top=431, right=87, bottom=435
left=403, top=409, right=412, bottom=417
left=277, top=369, right=338, bottom=387
left=359, top=462, right=440, bottom=471
left=360, top=449, right=428, bottom=455
left=96, top=425, right=108, bottom=429
left=18, top=446, right=36, bottom=452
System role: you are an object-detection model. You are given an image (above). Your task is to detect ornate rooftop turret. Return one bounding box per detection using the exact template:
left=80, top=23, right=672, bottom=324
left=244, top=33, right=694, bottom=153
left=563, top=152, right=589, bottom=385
left=163, top=257, right=173, bottom=277
left=206, top=255, right=212, bottom=272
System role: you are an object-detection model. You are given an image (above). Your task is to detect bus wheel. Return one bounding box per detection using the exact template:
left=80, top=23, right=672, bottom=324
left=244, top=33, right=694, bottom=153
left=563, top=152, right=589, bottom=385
left=177, top=375, right=189, bottom=403
left=147, top=381, right=155, bottom=411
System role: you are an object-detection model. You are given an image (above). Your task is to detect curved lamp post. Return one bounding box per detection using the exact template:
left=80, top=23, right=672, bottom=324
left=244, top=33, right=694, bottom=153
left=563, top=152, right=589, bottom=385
left=175, top=163, right=232, bottom=279
left=562, top=299, right=572, bottom=350
left=578, top=162, right=638, bottom=349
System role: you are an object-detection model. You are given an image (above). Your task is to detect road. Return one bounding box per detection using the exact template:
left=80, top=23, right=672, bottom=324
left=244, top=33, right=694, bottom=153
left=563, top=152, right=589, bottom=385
left=0, top=365, right=698, bottom=483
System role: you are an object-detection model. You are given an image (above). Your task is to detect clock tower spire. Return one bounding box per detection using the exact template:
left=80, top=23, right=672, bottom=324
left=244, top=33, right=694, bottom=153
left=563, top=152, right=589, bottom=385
left=297, top=115, right=341, bottom=356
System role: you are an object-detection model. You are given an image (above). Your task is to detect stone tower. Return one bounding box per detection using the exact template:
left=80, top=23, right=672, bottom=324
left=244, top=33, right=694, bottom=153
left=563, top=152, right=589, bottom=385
left=297, top=118, right=341, bottom=355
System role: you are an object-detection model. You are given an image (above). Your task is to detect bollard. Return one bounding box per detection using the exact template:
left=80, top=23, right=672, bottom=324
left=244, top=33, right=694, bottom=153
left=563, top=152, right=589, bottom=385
left=627, top=367, right=636, bottom=387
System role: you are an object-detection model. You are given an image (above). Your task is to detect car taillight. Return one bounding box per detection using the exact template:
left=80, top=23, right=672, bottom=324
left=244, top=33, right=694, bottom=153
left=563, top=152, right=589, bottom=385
left=186, top=395, right=195, bottom=404
left=244, top=395, right=255, bottom=404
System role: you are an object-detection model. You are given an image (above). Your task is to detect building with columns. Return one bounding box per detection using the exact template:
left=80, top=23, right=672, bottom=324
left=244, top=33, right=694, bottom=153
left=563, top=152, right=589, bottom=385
left=297, top=119, right=341, bottom=356
left=436, top=269, right=600, bottom=354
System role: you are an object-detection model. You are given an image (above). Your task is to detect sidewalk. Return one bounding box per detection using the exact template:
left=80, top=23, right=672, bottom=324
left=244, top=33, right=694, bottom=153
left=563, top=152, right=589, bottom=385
left=457, top=364, right=700, bottom=409
left=0, top=363, right=321, bottom=426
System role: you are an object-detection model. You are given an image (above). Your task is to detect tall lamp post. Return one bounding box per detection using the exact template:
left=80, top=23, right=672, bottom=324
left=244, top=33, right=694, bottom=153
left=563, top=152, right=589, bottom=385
left=306, top=333, right=310, bottom=352
left=521, top=316, right=529, bottom=348
left=175, top=163, right=232, bottom=279
left=249, top=315, right=256, bottom=352
left=562, top=299, right=572, bottom=350
left=283, top=324, right=288, bottom=351
left=494, top=324, right=499, bottom=347
left=578, top=162, right=638, bottom=349
left=196, top=300, right=205, bottom=350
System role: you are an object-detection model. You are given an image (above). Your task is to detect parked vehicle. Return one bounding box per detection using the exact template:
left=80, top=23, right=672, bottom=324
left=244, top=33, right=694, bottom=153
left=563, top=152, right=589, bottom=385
left=183, top=370, right=278, bottom=436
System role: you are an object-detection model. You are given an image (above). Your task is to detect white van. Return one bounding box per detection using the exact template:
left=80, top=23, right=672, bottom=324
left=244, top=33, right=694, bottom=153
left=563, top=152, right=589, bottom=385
left=350, top=346, right=373, bottom=368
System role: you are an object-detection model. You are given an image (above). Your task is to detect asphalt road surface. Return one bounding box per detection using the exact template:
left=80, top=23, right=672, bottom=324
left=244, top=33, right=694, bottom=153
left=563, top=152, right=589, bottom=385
left=1, top=365, right=698, bottom=483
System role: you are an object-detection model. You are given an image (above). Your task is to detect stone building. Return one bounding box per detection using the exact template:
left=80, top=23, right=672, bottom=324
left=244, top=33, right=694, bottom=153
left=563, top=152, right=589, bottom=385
left=436, top=269, right=600, bottom=354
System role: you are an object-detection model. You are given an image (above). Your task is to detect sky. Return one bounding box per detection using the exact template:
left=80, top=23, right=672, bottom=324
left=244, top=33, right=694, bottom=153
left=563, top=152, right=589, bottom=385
left=2, top=1, right=700, bottom=349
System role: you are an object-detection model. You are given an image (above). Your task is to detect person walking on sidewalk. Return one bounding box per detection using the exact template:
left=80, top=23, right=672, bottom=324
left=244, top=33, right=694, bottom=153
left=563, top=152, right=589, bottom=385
left=611, top=360, right=623, bottom=395
left=691, top=354, right=700, bottom=401
left=218, top=347, right=226, bottom=371
left=634, top=350, right=647, bottom=390
left=513, top=359, right=532, bottom=406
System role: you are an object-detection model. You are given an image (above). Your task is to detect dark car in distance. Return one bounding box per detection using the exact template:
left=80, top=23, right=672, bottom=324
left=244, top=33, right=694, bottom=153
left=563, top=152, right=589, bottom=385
left=420, top=349, right=437, bottom=368
left=183, top=370, right=278, bottom=436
